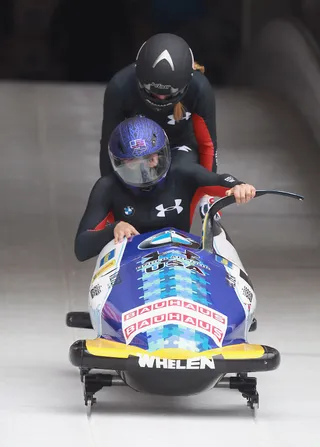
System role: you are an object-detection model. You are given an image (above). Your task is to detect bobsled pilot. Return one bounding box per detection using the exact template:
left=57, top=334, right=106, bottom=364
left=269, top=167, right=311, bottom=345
left=99, top=32, right=221, bottom=223
left=75, top=116, right=256, bottom=262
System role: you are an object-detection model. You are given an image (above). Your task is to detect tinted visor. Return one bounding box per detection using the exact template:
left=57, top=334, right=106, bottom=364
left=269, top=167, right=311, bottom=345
left=139, top=82, right=187, bottom=101
left=110, top=146, right=171, bottom=188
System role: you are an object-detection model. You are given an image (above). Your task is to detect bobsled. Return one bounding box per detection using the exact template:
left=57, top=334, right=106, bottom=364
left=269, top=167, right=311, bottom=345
left=67, top=189, right=304, bottom=415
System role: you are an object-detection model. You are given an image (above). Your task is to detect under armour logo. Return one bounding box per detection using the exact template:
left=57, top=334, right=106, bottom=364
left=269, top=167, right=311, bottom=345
left=155, top=199, right=183, bottom=217
left=224, top=176, right=235, bottom=182
left=167, top=112, right=191, bottom=125
left=153, top=50, right=175, bottom=71
left=177, top=146, right=192, bottom=152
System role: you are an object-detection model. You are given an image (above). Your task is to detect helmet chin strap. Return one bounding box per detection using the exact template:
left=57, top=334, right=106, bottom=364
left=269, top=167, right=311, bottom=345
left=133, top=176, right=167, bottom=195
left=145, top=98, right=174, bottom=110
left=126, top=184, right=155, bottom=196
left=141, top=186, right=153, bottom=192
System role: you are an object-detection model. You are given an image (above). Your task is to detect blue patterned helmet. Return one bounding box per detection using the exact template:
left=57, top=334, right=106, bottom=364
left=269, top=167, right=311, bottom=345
left=108, top=116, right=171, bottom=190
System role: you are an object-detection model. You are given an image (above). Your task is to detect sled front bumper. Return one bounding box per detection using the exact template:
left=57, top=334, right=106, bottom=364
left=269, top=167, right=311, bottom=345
left=69, top=339, right=280, bottom=373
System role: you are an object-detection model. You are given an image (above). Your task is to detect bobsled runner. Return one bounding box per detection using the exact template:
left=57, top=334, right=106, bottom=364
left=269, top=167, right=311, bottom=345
left=67, top=190, right=304, bottom=416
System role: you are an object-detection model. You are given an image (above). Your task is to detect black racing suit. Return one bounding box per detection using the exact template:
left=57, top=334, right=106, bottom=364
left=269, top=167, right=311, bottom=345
left=99, top=63, right=218, bottom=176
left=75, top=155, right=243, bottom=261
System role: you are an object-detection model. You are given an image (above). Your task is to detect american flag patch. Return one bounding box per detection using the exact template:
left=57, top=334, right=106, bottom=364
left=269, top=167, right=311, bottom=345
left=129, top=139, right=147, bottom=150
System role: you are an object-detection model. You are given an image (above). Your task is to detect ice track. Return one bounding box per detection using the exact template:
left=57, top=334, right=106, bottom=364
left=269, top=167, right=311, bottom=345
left=1, top=83, right=319, bottom=446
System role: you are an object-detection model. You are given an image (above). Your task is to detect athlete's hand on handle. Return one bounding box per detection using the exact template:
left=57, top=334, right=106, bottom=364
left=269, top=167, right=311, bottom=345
left=226, top=184, right=256, bottom=204
left=114, top=221, right=140, bottom=244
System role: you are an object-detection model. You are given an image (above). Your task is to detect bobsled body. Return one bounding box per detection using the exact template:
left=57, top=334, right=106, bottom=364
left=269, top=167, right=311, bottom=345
left=89, top=228, right=256, bottom=351
left=71, top=227, right=269, bottom=396
left=69, top=190, right=304, bottom=408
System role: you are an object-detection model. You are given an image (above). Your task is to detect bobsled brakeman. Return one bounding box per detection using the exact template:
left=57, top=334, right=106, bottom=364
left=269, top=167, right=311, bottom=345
left=66, top=190, right=304, bottom=415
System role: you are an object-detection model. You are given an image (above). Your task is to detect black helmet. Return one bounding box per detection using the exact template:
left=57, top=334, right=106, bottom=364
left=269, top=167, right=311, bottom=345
left=135, top=33, right=195, bottom=112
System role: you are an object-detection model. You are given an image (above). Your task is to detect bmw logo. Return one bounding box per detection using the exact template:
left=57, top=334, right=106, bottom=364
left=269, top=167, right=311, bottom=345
left=124, top=206, right=135, bottom=216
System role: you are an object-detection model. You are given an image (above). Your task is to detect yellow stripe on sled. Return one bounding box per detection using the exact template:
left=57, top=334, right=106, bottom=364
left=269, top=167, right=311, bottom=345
left=92, top=259, right=116, bottom=282
left=85, top=339, right=265, bottom=360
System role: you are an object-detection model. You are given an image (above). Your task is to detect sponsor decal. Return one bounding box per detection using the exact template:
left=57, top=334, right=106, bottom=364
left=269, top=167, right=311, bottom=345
left=226, top=273, right=236, bottom=288
left=156, top=199, right=183, bottom=217
left=152, top=50, right=175, bottom=71
left=224, top=176, right=236, bottom=183
left=124, top=206, right=135, bottom=216
left=136, top=353, right=216, bottom=370
left=90, top=284, right=102, bottom=299
left=137, top=249, right=209, bottom=276
left=150, top=82, right=172, bottom=90
left=129, top=139, right=148, bottom=156
left=215, top=255, right=233, bottom=269
left=122, top=297, right=228, bottom=346
left=109, top=270, right=122, bottom=286
left=92, top=258, right=116, bottom=282
left=167, top=112, right=191, bottom=125
left=177, top=145, right=192, bottom=152
left=240, top=285, right=255, bottom=311
left=99, top=249, right=115, bottom=267
left=242, top=286, right=253, bottom=303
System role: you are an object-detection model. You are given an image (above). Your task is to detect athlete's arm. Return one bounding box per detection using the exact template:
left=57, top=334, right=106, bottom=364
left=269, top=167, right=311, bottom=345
left=186, top=163, right=244, bottom=196
left=74, top=176, right=118, bottom=261
left=191, top=74, right=218, bottom=172
left=99, top=77, right=127, bottom=177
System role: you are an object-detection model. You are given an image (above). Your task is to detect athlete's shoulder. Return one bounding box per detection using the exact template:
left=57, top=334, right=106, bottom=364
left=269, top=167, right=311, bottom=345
left=186, top=69, right=214, bottom=100
left=181, top=69, right=214, bottom=111
left=91, top=174, right=117, bottom=195
left=192, top=69, right=213, bottom=87
left=170, top=153, right=194, bottom=174
left=105, top=63, right=136, bottom=91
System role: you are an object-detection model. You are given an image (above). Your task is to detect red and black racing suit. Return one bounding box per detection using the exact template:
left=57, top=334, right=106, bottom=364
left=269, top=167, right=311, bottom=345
left=99, top=63, right=221, bottom=225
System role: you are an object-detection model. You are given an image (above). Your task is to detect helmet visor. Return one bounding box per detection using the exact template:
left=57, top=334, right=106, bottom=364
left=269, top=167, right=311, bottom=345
left=110, top=145, right=171, bottom=188
left=139, top=82, right=187, bottom=102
